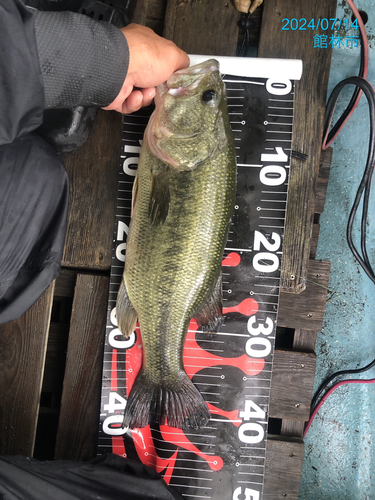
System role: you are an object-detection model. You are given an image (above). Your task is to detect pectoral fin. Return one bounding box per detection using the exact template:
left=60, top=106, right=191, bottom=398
left=131, top=174, right=138, bottom=217
left=116, top=278, right=138, bottom=339
left=193, top=273, right=224, bottom=333
left=149, top=165, right=170, bottom=225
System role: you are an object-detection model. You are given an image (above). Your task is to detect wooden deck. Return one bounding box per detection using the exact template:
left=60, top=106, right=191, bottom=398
left=0, top=1, right=336, bottom=498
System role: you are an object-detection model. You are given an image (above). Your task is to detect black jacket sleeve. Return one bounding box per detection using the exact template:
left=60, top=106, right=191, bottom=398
left=33, top=9, right=129, bottom=109
left=0, top=0, right=129, bottom=147
left=0, top=0, right=45, bottom=146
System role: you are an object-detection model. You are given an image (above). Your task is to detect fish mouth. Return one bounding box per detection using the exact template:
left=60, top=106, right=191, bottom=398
left=145, top=59, right=221, bottom=168
left=165, top=59, right=220, bottom=97
left=170, top=58, right=220, bottom=78
left=155, top=58, right=219, bottom=100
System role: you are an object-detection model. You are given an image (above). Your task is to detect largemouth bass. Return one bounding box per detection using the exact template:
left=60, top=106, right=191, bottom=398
left=117, top=59, right=237, bottom=429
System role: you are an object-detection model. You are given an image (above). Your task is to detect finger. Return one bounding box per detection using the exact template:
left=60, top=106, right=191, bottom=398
left=102, top=84, right=133, bottom=112
left=140, top=87, right=156, bottom=107
left=175, top=51, right=190, bottom=71
left=119, top=89, right=144, bottom=114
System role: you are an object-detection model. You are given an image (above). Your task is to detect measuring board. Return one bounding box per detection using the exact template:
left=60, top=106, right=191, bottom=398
left=98, top=56, right=302, bottom=500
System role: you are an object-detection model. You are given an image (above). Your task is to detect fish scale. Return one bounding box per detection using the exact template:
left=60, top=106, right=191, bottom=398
left=131, top=163, right=233, bottom=351
left=99, top=56, right=302, bottom=500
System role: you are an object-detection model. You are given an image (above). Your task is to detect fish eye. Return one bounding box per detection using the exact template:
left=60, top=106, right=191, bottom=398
left=202, top=89, right=217, bottom=104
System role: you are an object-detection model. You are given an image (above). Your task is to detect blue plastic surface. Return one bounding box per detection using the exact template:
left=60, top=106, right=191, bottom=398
left=299, top=1, right=375, bottom=498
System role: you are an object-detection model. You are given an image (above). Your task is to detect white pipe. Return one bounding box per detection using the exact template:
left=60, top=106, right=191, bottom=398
left=188, top=54, right=303, bottom=81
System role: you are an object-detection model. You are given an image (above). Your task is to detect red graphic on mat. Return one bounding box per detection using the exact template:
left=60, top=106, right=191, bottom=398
left=184, top=316, right=263, bottom=379
left=159, top=425, right=224, bottom=472
left=112, top=425, right=220, bottom=480
left=222, top=251, right=241, bottom=267
left=206, top=402, right=241, bottom=427
left=110, top=251, right=264, bottom=481
left=223, top=297, right=258, bottom=316
left=124, top=326, right=142, bottom=391
left=112, top=435, right=126, bottom=458
left=117, top=314, right=264, bottom=482
left=133, top=425, right=222, bottom=476
left=112, top=429, right=180, bottom=477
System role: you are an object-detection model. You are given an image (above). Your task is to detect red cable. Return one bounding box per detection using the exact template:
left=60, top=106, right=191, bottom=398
left=322, top=0, right=369, bottom=149
left=304, top=377, right=375, bottom=438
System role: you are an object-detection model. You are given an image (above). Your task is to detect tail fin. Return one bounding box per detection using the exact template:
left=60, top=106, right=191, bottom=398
left=123, top=369, right=210, bottom=430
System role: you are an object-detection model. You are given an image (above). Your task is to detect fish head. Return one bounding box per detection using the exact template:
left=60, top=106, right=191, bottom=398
left=145, top=59, right=229, bottom=170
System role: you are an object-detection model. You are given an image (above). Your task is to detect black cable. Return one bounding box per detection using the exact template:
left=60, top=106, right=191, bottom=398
left=311, top=357, right=375, bottom=414
left=311, top=76, right=375, bottom=417
left=361, top=173, right=374, bottom=274
left=324, top=76, right=375, bottom=284
left=237, top=13, right=256, bottom=57
left=323, top=27, right=365, bottom=144
left=307, top=4, right=375, bottom=435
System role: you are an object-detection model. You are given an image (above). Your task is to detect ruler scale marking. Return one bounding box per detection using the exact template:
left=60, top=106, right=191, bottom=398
left=98, top=60, right=299, bottom=500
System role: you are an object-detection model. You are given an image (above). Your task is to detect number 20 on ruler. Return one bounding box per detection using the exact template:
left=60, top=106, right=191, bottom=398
left=232, top=77, right=291, bottom=500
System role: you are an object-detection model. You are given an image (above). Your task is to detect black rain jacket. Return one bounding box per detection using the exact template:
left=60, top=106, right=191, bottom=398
left=0, top=0, right=127, bottom=323
left=0, top=3, right=183, bottom=499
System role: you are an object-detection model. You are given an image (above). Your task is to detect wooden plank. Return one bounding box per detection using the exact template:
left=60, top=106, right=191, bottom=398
left=132, top=0, right=149, bottom=25
left=35, top=270, right=77, bottom=412
left=41, top=322, right=70, bottom=400
left=61, top=109, right=122, bottom=271
left=164, top=0, right=240, bottom=56
left=309, top=223, right=320, bottom=259
left=310, top=148, right=333, bottom=260
left=0, top=284, right=54, bottom=456
left=277, top=260, right=331, bottom=331
left=133, top=0, right=168, bottom=34
left=41, top=269, right=77, bottom=402
left=280, top=419, right=305, bottom=438
left=54, top=268, right=77, bottom=298
left=293, top=328, right=319, bottom=354
left=263, top=436, right=305, bottom=500
left=315, top=147, right=333, bottom=214
left=55, top=274, right=109, bottom=461
left=268, top=349, right=316, bottom=421
left=258, top=0, right=336, bottom=293
left=146, top=0, right=168, bottom=34
left=33, top=271, right=77, bottom=459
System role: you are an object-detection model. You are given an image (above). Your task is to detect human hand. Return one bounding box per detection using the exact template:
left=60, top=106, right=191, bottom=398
left=103, top=24, right=190, bottom=114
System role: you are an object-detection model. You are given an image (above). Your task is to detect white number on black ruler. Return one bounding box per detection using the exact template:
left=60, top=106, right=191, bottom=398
left=98, top=65, right=297, bottom=500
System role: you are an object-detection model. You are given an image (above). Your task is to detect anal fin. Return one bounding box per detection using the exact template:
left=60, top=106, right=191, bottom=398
left=193, top=273, right=224, bottom=333
left=116, top=278, right=137, bottom=339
